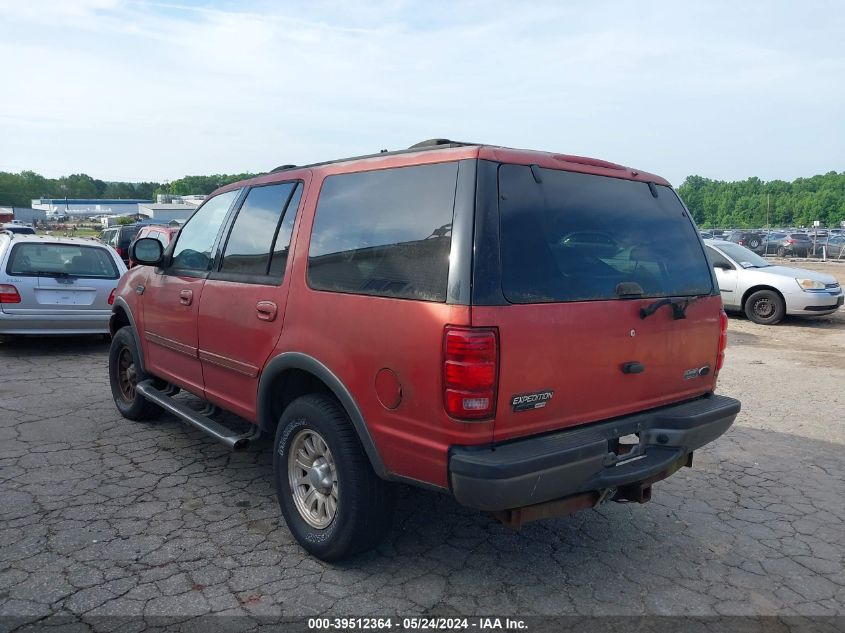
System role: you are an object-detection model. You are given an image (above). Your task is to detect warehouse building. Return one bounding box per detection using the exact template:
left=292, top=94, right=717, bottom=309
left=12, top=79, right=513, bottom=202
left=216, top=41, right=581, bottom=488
left=137, top=202, right=197, bottom=224
left=32, top=198, right=149, bottom=218
left=0, top=207, right=48, bottom=224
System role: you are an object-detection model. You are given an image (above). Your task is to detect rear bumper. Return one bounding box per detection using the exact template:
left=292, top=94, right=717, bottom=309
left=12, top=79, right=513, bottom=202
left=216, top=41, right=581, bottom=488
left=449, top=394, right=741, bottom=511
left=0, top=311, right=111, bottom=334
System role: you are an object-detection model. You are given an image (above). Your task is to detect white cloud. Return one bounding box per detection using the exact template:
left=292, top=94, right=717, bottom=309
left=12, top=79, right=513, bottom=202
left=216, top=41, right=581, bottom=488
left=0, top=0, right=843, bottom=184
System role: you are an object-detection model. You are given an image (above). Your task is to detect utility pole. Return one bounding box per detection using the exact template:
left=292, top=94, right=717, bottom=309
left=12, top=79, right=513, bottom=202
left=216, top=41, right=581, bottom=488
left=766, top=193, right=770, bottom=229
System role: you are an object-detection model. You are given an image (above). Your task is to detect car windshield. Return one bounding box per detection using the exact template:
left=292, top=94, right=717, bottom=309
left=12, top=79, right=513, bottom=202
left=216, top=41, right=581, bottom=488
left=716, top=243, right=771, bottom=268
left=7, top=243, right=119, bottom=278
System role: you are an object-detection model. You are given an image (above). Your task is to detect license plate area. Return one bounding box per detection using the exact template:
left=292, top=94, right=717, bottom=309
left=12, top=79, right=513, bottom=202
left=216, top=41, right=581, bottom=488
left=34, top=288, right=96, bottom=305
left=605, top=433, right=646, bottom=466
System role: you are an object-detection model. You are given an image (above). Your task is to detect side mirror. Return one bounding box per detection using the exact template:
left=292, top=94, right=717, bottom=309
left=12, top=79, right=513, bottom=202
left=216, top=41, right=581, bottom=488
left=130, top=237, right=164, bottom=266
left=713, top=261, right=733, bottom=270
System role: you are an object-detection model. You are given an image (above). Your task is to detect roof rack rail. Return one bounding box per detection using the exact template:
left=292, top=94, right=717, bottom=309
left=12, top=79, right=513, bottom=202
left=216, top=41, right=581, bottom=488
left=408, top=138, right=463, bottom=149
left=259, top=139, right=481, bottom=180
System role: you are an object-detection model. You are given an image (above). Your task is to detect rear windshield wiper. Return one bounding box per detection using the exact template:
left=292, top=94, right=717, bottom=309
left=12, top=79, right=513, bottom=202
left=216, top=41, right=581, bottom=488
left=640, top=296, right=699, bottom=320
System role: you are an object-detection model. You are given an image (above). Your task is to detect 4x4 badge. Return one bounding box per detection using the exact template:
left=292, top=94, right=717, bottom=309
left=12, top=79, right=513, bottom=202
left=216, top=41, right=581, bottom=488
left=511, top=390, right=554, bottom=412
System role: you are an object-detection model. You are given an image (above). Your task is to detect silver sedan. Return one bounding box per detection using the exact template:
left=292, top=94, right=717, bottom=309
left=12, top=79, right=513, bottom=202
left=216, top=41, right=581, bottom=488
left=704, top=239, right=843, bottom=324
left=0, top=232, right=126, bottom=335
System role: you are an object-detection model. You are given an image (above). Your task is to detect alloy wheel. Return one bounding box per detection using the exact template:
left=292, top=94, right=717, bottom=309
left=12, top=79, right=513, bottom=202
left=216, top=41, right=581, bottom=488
left=288, top=429, right=338, bottom=529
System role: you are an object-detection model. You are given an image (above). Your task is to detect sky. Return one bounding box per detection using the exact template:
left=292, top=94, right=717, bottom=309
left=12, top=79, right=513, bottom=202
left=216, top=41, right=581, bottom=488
left=0, top=0, right=843, bottom=186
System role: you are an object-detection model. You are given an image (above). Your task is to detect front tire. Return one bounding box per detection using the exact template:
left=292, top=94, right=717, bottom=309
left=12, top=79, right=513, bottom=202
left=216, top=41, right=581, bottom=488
left=273, top=394, right=395, bottom=561
left=108, top=327, right=163, bottom=420
left=745, top=289, right=785, bottom=325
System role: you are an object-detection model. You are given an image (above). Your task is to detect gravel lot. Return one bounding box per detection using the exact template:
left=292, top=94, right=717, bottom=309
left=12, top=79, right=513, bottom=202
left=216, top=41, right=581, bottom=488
left=1, top=261, right=843, bottom=627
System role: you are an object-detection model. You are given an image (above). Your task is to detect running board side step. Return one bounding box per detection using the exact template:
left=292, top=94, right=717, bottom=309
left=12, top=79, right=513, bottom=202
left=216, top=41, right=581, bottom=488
left=136, top=380, right=260, bottom=450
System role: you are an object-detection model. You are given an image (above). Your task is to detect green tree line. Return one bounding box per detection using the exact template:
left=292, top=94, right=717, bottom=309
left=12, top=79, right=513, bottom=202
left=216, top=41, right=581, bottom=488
left=678, top=172, right=845, bottom=229
left=0, top=171, right=160, bottom=207
left=0, top=171, right=258, bottom=207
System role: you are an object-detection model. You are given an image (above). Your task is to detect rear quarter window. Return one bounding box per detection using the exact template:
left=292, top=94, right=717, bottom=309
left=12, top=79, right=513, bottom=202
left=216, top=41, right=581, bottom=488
left=498, top=165, right=713, bottom=303
left=307, top=162, right=459, bottom=301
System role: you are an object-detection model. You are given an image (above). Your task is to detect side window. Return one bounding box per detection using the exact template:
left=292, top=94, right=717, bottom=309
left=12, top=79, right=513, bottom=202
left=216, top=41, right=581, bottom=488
left=706, top=246, right=733, bottom=269
left=307, top=163, right=458, bottom=301
left=219, top=182, right=298, bottom=277
left=171, top=189, right=241, bottom=272
left=268, top=184, right=303, bottom=278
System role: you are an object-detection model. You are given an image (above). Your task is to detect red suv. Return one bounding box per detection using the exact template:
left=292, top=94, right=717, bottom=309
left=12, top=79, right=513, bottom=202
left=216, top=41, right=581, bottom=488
left=108, top=139, right=740, bottom=560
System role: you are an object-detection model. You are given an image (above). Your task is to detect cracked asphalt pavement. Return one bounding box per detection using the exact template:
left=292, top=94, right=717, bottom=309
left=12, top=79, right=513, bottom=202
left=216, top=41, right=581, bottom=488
left=1, top=291, right=843, bottom=625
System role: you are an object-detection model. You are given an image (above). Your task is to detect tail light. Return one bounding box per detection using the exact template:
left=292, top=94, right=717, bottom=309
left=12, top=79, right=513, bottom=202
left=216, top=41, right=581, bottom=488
left=716, top=310, right=728, bottom=372
left=737, top=239, right=745, bottom=245
left=0, top=284, right=21, bottom=304
left=787, top=239, right=795, bottom=244
left=115, top=246, right=126, bottom=258
left=108, top=289, right=116, bottom=305
left=443, top=326, right=498, bottom=420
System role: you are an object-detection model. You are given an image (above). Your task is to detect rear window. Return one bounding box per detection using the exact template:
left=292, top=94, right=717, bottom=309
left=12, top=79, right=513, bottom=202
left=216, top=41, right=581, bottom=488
left=119, top=226, right=141, bottom=244
left=307, top=162, right=458, bottom=301
left=498, top=165, right=713, bottom=303
left=790, top=233, right=810, bottom=240
left=7, top=243, right=119, bottom=279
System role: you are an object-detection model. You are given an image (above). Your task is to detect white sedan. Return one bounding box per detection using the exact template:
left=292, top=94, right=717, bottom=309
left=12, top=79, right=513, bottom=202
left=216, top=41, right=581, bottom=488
left=704, top=239, right=843, bottom=325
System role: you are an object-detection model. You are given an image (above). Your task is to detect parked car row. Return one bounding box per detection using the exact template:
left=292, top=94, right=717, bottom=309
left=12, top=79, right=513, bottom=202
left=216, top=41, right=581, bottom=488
left=0, top=220, right=183, bottom=336
left=98, top=223, right=181, bottom=266
left=700, top=228, right=845, bottom=258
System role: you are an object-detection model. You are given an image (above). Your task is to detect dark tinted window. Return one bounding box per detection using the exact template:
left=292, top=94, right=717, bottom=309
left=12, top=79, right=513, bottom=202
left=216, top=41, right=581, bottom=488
left=7, top=243, right=118, bottom=278
left=498, top=165, right=713, bottom=303
left=705, top=245, right=733, bottom=269
left=220, top=183, right=297, bottom=276
left=268, top=184, right=302, bottom=278
left=307, top=163, right=458, bottom=301
left=99, top=230, right=117, bottom=246
left=172, top=189, right=241, bottom=272
left=118, top=226, right=141, bottom=245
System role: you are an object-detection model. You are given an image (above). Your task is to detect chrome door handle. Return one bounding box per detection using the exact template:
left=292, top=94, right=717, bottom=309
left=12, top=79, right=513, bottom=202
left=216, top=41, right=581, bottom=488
left=179, top=289, right=193, bottom=305
left=256, top=301, right=278, bottom=322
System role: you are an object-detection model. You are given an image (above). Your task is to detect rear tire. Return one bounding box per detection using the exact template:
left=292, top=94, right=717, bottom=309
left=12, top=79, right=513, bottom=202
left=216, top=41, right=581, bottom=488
left=745, top=289, right=785, bottom=325
left=776, top=247, right=786, bottom=257
left=273, top=394, right=395, bottom=561
left=108, top=327, right=163, bottom=420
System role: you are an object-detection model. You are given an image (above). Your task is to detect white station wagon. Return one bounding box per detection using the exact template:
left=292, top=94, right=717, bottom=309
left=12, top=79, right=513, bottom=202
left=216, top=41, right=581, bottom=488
left=0, top=232, right=126, bottom=335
